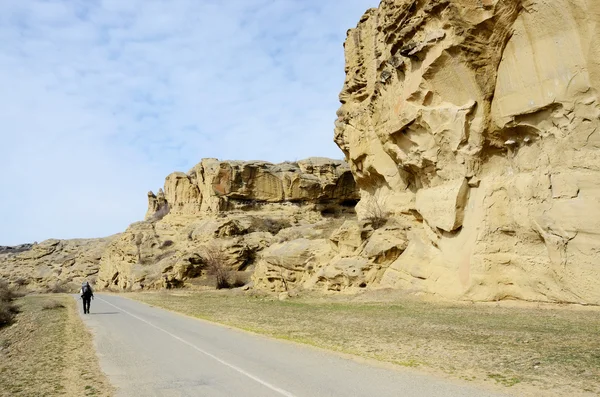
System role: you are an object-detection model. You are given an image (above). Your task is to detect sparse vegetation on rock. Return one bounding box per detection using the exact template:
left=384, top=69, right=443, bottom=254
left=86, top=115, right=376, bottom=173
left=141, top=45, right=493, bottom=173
left=0, top=280, right=19, bottom=327
left=202, top=245, right=233, bottom=289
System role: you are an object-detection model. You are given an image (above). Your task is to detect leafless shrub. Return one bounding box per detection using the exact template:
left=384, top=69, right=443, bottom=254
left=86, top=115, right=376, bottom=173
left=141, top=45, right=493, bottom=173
left=363, top=192, right=389, bottom=229
left=0, top=281, right=19, bottom=327
left=42, top=300, right=65, bottom=310
left=202, top=245, right=233, bottom=289
left=151, top=203, right=170, bottom=222
left=277, top=267, right=289, bottom=292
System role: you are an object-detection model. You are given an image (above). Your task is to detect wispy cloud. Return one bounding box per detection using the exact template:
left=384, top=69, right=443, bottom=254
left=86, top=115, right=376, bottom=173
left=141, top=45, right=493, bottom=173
left=0, top=0, right=378, bottom=245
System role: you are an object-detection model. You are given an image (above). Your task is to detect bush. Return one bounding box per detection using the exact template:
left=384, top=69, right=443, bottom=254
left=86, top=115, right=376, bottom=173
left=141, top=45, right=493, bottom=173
left=0, top=281, right=20, bottom=327
left=363, top=192, right=389, bottom=229
left=201, top=245, right=233, bottom=289
left=42, top=300, right=65, bottom=310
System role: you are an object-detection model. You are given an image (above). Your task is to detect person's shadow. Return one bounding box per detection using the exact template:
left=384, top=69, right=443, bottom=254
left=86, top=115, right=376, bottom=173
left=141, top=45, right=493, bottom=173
left=88, top=312, right=120, bottom=315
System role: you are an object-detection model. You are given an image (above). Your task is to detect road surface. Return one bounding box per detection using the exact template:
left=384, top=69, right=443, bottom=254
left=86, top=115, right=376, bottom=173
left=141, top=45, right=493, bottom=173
left=78, top=294, right=508, bottom=397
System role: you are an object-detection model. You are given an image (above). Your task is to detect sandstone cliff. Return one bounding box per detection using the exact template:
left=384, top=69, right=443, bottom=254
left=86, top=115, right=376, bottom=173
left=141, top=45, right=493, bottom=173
left=0, top=158, right=360, bottom=293
left=332, top=0, right=600, bottom=304
left=97, top=158, right=360, bottom=290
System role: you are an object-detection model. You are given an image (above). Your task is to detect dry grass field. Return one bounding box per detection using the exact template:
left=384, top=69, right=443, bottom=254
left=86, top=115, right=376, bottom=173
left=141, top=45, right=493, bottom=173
left=130, top=290, right=600, bottom=397
left=0, top=295, right=113, bottom=397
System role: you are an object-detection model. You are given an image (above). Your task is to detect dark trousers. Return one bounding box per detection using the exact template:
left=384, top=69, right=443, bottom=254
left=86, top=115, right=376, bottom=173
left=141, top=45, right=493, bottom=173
left=82, top=297, right=91, bottom=314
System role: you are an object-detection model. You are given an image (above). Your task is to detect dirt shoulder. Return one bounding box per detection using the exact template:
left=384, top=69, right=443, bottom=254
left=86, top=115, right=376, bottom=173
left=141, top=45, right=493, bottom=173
left=129, top=290, right=600, bottom=397
left=0, top=295, right=113, bottom=397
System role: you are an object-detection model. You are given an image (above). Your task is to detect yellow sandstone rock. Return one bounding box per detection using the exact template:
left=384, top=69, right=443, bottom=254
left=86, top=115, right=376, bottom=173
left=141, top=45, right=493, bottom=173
left=334, top=0, right=600, bottom=304
left=97, top=158, right=359, bottom=290
left=0, top=237, right=116, bottom=292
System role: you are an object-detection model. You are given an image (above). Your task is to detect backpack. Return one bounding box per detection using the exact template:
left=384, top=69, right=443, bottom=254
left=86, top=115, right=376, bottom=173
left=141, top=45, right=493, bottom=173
left=81, top=284, right=91, bottom=297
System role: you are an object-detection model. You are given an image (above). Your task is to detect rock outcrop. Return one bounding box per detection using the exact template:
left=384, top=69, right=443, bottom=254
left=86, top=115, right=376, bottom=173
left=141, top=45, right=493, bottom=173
left=333, top=0, right=600, bottom=304
left=97, top=158, right=359, bottom=290
left=146, top=157, right=358, bottom=217
left=0, top=238, right=116, bottom=292
left=0, top=158, right=360, bottom=293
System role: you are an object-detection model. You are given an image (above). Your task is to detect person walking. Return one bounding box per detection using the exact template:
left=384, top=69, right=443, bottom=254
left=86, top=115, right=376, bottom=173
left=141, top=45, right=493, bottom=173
left=80, top=281, right=94, bottom=314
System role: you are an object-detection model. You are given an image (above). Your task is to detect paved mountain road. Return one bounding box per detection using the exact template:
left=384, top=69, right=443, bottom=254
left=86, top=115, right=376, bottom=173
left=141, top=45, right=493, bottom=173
left=78, top=294, right=508, bottom=397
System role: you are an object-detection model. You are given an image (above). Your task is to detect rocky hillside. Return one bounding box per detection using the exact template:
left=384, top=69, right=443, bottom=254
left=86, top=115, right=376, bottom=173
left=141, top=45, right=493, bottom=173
left=0, top=238, right=116, bottom=292
left=2, top=0, right=599, bottom=304
left=334, top=0, right=600, bottom=304
left=97, top=157, right=360, bottom=291
left=0, top=158, right=361, bottom=293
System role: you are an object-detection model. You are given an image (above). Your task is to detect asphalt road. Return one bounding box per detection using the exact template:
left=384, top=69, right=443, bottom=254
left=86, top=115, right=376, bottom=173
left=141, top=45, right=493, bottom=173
left=77, top=294, right=509, bottom=397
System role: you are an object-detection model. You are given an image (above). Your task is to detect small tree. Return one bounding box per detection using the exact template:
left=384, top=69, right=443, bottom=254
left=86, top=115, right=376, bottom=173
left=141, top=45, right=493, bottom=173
left=202, top=245, right=232, bottom=289
left=363, top=192, right=389, bottom=229
left=277, top=267, right=289, bottom=292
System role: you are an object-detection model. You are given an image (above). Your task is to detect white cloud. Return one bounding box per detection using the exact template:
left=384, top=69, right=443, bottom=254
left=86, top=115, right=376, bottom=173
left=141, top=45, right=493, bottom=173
left=0, top=0, right=379, bottom=245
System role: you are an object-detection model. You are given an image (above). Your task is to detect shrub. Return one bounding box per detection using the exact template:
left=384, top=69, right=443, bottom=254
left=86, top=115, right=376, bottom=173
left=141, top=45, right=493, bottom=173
left=0, top=281, right=19, bottom=327
left=363, top=192, right=389, bottom=229
left=201, top=245, right=233, bottom=289
left=42, top=300, right=65, bottom=310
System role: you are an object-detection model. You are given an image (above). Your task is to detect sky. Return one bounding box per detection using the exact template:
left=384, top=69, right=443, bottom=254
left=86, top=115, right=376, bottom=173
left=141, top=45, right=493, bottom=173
left=0, top=0, right=379, bottom=245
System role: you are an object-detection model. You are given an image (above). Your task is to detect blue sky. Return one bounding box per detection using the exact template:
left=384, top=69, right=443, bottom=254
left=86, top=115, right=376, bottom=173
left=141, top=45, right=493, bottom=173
left=0, top=0, right=378, bottom=245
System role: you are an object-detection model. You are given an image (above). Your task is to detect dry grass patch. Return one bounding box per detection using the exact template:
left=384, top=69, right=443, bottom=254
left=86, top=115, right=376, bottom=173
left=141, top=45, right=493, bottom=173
left=130, top=290, right=600, bottom=397
left=0, top=295, right=113, bottom=397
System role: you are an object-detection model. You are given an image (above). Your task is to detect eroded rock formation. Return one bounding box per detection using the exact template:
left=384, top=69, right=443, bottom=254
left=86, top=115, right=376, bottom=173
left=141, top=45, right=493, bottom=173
left=146, top=157, right=358, bottom=217
left=333, top=0, right=600, bottom=304
left=97, top=158, right=359, bottom=290
left=0, top=238, right=116, bottom=292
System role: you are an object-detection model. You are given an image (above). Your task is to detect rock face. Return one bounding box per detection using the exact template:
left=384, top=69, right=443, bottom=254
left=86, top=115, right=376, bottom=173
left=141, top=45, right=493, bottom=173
left=0, top=158, right=360, bottom=293
left=334, top=0, right=600, bottom=303
left=97, top=158, right=359, bottom=290
left=146, top=158, right=358, bottom=217
left=0, top=238, right=116, bottom=292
